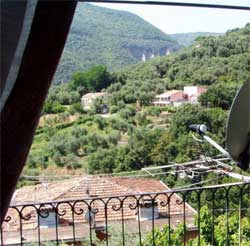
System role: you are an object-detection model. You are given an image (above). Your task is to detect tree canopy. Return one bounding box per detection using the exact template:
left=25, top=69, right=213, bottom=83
left=69, top=65, right=114, bottom=92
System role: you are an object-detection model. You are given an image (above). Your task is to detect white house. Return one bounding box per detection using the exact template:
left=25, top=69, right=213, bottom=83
left=153, top=90, right=187, bottom=107
left=184, top=86, right=207, bottom=102
left=81, top=92, right=109, bottom=109
left=153, top=86, right=207, bottom=107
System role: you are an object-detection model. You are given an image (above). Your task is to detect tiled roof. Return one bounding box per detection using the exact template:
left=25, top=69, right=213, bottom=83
left=155, top=90, right=183, bottom=98
left=81, top=92, right=108, bottom=99
left=11, top=176, right=169, bottom=204
left=110, top=177, right=167, bottom=193
left=12, top=177, right=81, bottom=204
left=4, top=176, right=196, bottom=232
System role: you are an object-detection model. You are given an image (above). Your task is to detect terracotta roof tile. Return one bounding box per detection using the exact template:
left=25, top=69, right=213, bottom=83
left=3, top=176, right=196, bottom=232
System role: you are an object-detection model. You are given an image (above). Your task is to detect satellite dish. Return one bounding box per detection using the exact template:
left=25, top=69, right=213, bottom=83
left=226, top=80, right=250, bottom=170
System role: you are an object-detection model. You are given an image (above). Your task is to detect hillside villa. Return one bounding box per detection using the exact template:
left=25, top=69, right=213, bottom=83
left=183, top=86, right=208, bottom=102
left=2, top=176, right=197, bottom=245
left=81, top=92, right=109, bottom=110
left=153, top=90, right=187, bottom=107
left=153, top=86, right=207, bottom=107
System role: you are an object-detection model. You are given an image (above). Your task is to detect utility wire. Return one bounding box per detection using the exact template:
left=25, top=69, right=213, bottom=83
left=21, top=157, right=229, bottom=180
left=21, top=168, right=221, bottom=181
left=172, top=177, right=222, bottom=190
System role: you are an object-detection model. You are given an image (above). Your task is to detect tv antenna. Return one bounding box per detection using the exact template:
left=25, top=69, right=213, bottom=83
left=142, top=81, right=250, bottom=183
left=190, top=80, right=249, bottom=171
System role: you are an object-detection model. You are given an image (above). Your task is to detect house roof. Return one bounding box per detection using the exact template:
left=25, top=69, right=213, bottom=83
left=81, top=92, right=108, bottom=100
left=183, top=86, right=207, bottom=89
left=11, top=176, right=169, bottom=204
left=12, top=177, right=81, bottom=204
left=4, top=176, right=196, bottom=232
left=155, top=90, right=184, bottom=98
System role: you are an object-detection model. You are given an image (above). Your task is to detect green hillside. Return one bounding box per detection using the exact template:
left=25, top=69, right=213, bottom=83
left=20, top=23, right=250, bottom=188
left=18, top=24, right=250, bottom=244
left=117, top=23, right=250, bottom=88
left=53, top=3, right=180, bottom=84
left=170, top=32, right=222, bottom=46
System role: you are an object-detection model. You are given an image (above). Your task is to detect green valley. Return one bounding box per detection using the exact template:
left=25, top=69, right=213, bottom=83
left=20, top=23, right=250, bottom=188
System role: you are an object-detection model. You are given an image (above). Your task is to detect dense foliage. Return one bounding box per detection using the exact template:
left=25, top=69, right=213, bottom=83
left=144, top=206, right=250, bottom=246
left=17, top=22, right=250, bottom=245
left=69, top=65, right=114, bottom=92
left=24, top=23, right=250, bottom=178
left=199, top=82, right=239, bottom=109
left=117, top=23, right=250, bottom=86
left=99, top=23, right=250, bottom=117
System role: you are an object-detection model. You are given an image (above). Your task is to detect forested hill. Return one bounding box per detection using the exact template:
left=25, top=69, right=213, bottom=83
left=170, top=32, right=222, bottom=46
left=53, top=3, right=180, bottom=84
left=24, top=23, right=250, bottom=187
left=116, top=23, right=250, bottom=90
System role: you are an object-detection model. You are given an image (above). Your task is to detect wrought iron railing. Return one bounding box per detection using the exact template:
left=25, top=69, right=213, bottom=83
left=1, top=182, right=250, bottom=246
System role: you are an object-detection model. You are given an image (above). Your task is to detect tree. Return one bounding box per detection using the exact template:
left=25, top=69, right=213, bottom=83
left=150, top=132, right=172, bottom=166
left=71, top=126, right=87, bottom=138
left=42, top=101, right=66, bottom=115
left=135, top=112, right=150, bottom=127
left=88, top=148, right=116, bottom=174
left=90, top=97, right=108, bottom=114
left=143, top=224, right=184, bottom=246
left=66, top=137, right=81, bottom=155
left=94, top=116, right=106, bottom=130
left=143, top=206, right=250, bottom=246
left=119, top=105, right=136, bottom=120
left=69, top=65, right=114, bottom=92
left=106, top=130, right=120, bottom=145
left=188, top=206, right=250, bottom=246
left=45, top=84, right=80, bottom=105
left=199, top=83, right=239, bottom=109
left=170, top=104, right=204, bottom=138
left=69, top=102, right=85, bottom=114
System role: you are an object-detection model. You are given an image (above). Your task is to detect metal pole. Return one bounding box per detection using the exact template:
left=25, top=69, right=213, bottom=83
left=203, top=135, right=230, bottom=157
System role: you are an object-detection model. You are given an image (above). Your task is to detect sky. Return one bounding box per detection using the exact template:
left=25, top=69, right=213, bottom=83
left=93, top=0, right=250, bottom=34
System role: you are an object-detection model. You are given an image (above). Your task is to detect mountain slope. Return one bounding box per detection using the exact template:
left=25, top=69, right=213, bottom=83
left=170, top=32, right=222, bottom=46
left=24, top=24, right=250, bottom=183
left=53, top=3, right=180, bottom=84
left=113, top=23, right=250, bottom=89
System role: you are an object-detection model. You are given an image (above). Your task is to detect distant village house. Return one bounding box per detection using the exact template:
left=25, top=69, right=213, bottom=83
left=183, top=86, right=207, bottom=102
left=81, top=92, right=109, bottom=110
left=153, top=86, right=207, bottom=107
left=153, top=90, right=187, bottom=107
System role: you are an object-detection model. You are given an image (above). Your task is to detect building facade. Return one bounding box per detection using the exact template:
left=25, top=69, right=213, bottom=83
left=81, top=92, right=109, bottom=110
left=153, top=86, right=207, bottom=107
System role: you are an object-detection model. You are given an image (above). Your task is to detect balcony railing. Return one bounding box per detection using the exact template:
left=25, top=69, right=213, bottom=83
left=1, top=182, right=249, bottom=246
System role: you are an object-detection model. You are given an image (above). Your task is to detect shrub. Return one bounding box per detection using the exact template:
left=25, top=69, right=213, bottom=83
left=94, top=116, right=106, bottom=130
left=71, top=126, right=87, bottom=138
left=88, top=148, right=116, bottom=174
left=69, top=102, right=84, bottom=114
left=42, top=102, right=66, bottom=114
left=145, top=106, right=162, bottom=116
left=119, top=105, right=136, bottom=119
left=110, top=105, right=119, bottom=114
left=106, top=130, right=121, bottom=145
